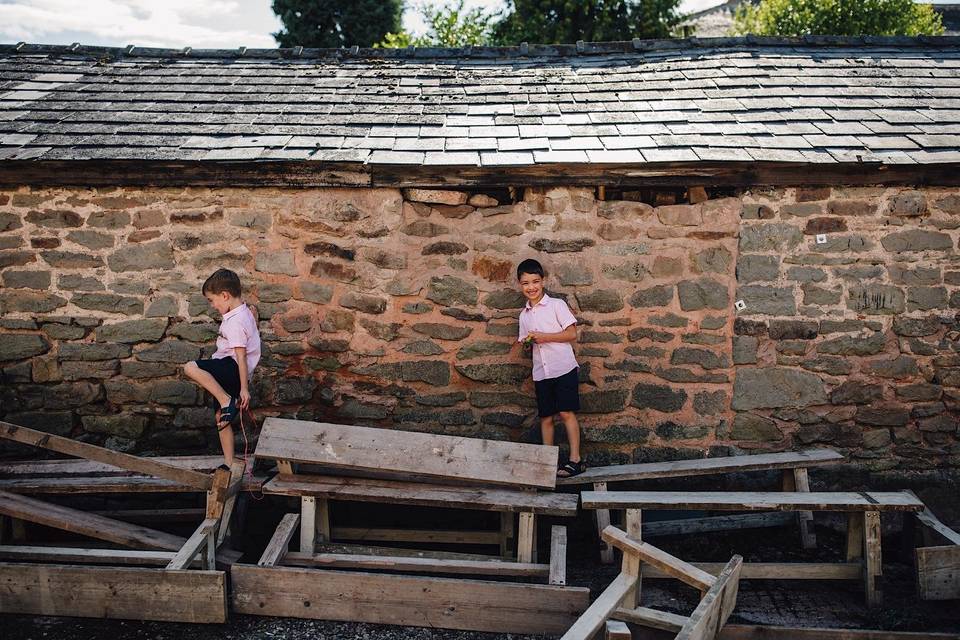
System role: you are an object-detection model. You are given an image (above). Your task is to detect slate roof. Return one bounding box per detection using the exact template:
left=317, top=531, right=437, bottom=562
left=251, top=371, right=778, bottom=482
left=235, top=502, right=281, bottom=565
left=1, top=38, right=959, bottom=168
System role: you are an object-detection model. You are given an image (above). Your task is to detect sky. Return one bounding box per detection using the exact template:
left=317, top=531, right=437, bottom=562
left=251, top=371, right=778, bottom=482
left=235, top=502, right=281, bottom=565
left=0, top=0, right=953, bottom=49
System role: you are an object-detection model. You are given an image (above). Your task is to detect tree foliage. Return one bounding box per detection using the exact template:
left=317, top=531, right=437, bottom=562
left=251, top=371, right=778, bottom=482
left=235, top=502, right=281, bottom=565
left=732, top=0, right=944, bottom=37
left=493, top=0, right=683, bottom=45
left=378, top=1, right=496, bottom=48
left=272, top=0, right=403, bottom=48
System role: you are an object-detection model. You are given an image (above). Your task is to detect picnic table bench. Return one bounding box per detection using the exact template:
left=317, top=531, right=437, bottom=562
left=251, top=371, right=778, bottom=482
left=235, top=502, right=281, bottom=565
left=559, top=448, right=844, bottom=562
left=581, top=490, right=925, bottom=606
left=232, top=417, right=588, bottom=635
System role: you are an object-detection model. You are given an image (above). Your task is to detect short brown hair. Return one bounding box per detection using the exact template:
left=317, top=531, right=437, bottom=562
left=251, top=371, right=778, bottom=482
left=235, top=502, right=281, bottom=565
left=202, top=268, right=242, bottom=298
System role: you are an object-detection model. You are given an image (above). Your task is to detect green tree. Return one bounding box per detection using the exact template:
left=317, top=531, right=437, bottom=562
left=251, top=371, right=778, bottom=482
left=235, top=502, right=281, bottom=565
left=378, top=1, right=496, bottom=48
left=493, top=0, right=683, bottom=45
left=272, top=0, right=403, bottom=48
left=732, top=0, right=944, bottom=36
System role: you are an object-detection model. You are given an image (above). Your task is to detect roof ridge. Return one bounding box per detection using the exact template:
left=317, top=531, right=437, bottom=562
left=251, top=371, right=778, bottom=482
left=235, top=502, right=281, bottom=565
left=3, top=35, right=960, bottom=61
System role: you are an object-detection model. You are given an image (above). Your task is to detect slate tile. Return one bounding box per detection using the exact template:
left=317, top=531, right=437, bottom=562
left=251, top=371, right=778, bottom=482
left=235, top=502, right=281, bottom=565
left=550, top=136, right=603, bottom=150
left=857, top=136, right=919, bottom=150
left=498, top=137, right=549, bottom=151
left=600, top=135, right=656, bottom=150
left=533, top=150, right=589, bottom=163
left=424, top=151, right=481, bottom=165
left=642, top=147, right=698, bottom=162
left=202, top=147, right=264, bottom=160
left=368, top=150, right=426, bottom=164
left=692, top=147, right=754, bottom=161
left=446, top=137, right=497, bottom=151
left=586, top=149, right=645, bottom=163
left=907, top=134, right=960, bottom=148
left=480, top=151, right=534, bottom=166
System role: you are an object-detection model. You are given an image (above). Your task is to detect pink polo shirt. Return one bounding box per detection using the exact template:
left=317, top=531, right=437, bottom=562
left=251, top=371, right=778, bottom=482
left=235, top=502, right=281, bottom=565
left=212, top=303, right=261, bottom=379
left=518, top=293, right=578, bottom=382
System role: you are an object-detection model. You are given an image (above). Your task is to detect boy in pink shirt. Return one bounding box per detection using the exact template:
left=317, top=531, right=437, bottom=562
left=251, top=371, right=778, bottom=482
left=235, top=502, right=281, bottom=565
left=183, top=268, right=261, bottom=465
left=516, top=258, right=585, bottom=478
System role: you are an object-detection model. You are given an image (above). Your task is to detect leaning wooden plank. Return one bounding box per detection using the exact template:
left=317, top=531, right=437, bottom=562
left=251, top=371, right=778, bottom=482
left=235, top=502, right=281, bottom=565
left=677, top=556, right=742, bottom=640
left=0, top=475, right=263, bottom=494
left=331, top=527, right=502, bottom=545
left=602, top=526, right=716, bottom=592
left=259, top=513, right=300, bottom=566
left=216, top=459, right=247, bottom=547
left=560, top=573, right=638, bottom=640
left=0, top=421, right=212, bottom=490
left=581, top=491, right=925, bottom=512
left=643, top=562, right=862, bottom=581
left=0, top=490, right=185, bottom=551
left=283, top=552, right=549, bottom=577
left=718, top=626, right=960, bottom=640
left=0, top=455, right=233, bottom=478
left=906, top=490, right=960, bottom=546
left=916, top=545, right=960, bottom=600
left=264, top=474, right=579, bottom=516
left=166, top=518, right=219, bottom=570
left=642, top=512, right=795, bottom=538
left=0, top=563, right=226, bottom=623
left=0, top=546, right=182, bottom=567
left=255, top=417, right=558, bottom=489
left=613, top=606, right=687, bottom=632
left=557, top=449, right=843, bottom=485
left=231, top=564, right=589, bottom=634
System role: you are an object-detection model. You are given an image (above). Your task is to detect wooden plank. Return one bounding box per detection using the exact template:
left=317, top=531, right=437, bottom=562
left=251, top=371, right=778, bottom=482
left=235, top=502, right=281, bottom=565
left=518, top=512, right=535, bottom=563
left=283, top=552, right=549, bottom=577
left=216, top=459, right=246, bottom=547
left=500, top=512, right=514, bottom=559
left=581, top=491, right=924, bottom=512
left=301, top=496, right=316, bottom=553
left=623, top=508, right=642, bottom=609
left=906, top=490, right=960, bottom=546
left=0, top=563, right=226, bottom=623
left=606, top=619, right=633, bottom=640
left=231, top=564, right=590, bottom=634
left=264, top=474, right=578, bottom=516
left=0, top=455, right=233, bottom=478
left=643, top=562, right=862, bottom=581
left=558, top=449, right=844, bottom=486
left=642, top=512, right=795, bottom=538
left=0, top=475, right=263, bottom=494
left=678, top=556, right=742, bottom=640
left=602, top=526, right=716, bottom=592
left=560, top=573, right=637, bottom=640
left=0, top=546, right=181, bottom=567
left=0, top=490, right=186, bottom=551
left=846, top=512, right=865, bottom=562
left=259, top=513, right=300, bottom=567
left=331, top=527, right=501, bottom=545
left=277, top=460, right=293, bottom=475
left=916, top=545, right=960, bottom=600
left=864, top=511, right=883, bottom=607
left=92, top=508, right=205, bottom=522
left=315, top=542, right=508, bottom=562
left=595, top=481, right=615, bottom=564
left=793, top=468, right=818, bottom=550
left=255, top=417, right=559, bottom=489
left=718, top=625, right=960, bottom=640
left=614, top=606, right=687, bottom=632
left=550, top=525, right=567, bottom=586
left=205, top=465, right=232, bottom=524
left=316, top=497, right=331, bottom=544
left=0, top=421, right=211, bottom=490
left=166, top=518, right=218, bottom=570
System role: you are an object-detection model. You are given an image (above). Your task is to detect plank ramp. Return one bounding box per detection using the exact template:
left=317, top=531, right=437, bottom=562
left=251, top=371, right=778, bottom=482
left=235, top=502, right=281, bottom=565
left=255, top=417, right=558, bottom=489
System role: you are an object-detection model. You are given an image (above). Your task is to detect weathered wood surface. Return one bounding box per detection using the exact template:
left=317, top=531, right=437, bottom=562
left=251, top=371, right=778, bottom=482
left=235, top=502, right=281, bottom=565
left=0, top=455, right=233, bottom=478
left=581, top=491, right=924, bottom=512
left=678, top=556, right=742, bottom=640
left=916, top=545, right=960, bottom=600
left=907, top=490, right=960, bottom=546
left=283, top=552, right=549, bottom=577
left=643, top=562, right=862, bottom=581
left=603, top=526, right=716, bottom=592
left=0, top=490, right=185, bottom=551
left=314, top=542, right=507, bottom=562
left=606, top=619, right=633, bottom=640
left=264, top=474, right=578, bottom=515
left=259, top=513, right=300, bottom=567
left=0, top=421, right=211, bottom=490
left=717, top=626, right=960, bottom=640
left=255, top=418, right=558, bottom=489
left=559, top=573, right=638, bottom=640
left=614, top=606, right=687, bottom=632
left=331, top=527, right=501, bottom=545
left=0, top=475, right=263, bottom=493
left=0, top=546, right=182, bottom=566
left=550, top=525, right=567, bottom=586
left=0, top=563, right=226, bottom=623
left=642, top=513, right=795, bottom=538
left=557, top=449, right=843, bottom=486
left=166, top=517, right=218, bottom=570
left=231, top=564, right=589, bottom=634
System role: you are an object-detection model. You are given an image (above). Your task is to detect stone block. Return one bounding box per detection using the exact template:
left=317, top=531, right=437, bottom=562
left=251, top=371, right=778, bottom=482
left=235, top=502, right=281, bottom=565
left=528, top=238, right=595, bottom=253
left=670, top=347, right=729, bottom=370
left=803, top=217, right=847, bottom=235
left=692, top=246, right=734, bottom=275
left=887, top=191, right=927, bottom=217
left=907, top=286, right=948, bottom=311
left=739, top=223, right=802, bottom=252
left=657, top=204, right=701, bottom=226
left=796, top=187, right=831, bottom=202
left=403, top=220, right=449, bottom=237
left=855, top=404, right=910, bottom=427
left=427, top=276, right=478, bottom=307
left=580, top=389, right=629, bottom=413
left=456, top=341, right=512, bottom=360
left=863, top=356, right=919, bottom=380
left=121, top=361, right=178, bottom=379
left=3, top=270, right=51, bottom=290
left=888, top=265, right=941, bottom=286
left=4, top=410, right=73, bottom=435
left=340, top=292, right=387, bottom=315
left=847, top=284, right=905, bottom=315
left=880, top=230, right=952, bottom=252
left=679, top=278, right=729, bottom=311
left=731, top=413, right=781, bottom=441
left=656, top=421, right=710, bottom=440
left=44, top=382, right=103, bottom=409
left=0, top=334, right=49, bottom=361
left=107, top=241, right=175, bottom=272
left=893, top=315, right=941, bottom=337
left=601, top=261, right=647, bottom=283
left=736, top=286, right=796, bottom=315
left=135, top=340, right=201, bottom=363
left=82, top=414, right=148, bottom=439
left=59, top=343, right=131, bottom=361
left=72, top=293, right=144, bottom=316
left=483, top=289, right=526, bottom=310
left=693, top=390, right=727, bottom=415
left=168, top=322, right=217, bottom=343
left=827, top=200, right=877, bottom=216
left=732, top=367, right=827, bottom=410
left=455, top=363, right=528, bottom=385
left=96, top=319, right=167, bottom=343
left=629, top=285, right=674, bottom=308
left=737, top=254, right=780, bottom=283
left=576, top=290, right=623, bottom=313
left=802, top=284, right=842, bottom=306
left=311, top=260, right=356, bottom=283
left=897, top=383, right=942, bottom=402
left=631, top=383, right=687, bottom=412
left=740, top=204, right=775, bottom=220
left=413, top=323, right=472, bottom=341
left=817, top=333, right=886, bottom=356
left=298, top=282, right=334, bottom=304
left=404, top=189, right=468, bottom=206
left=732, top=336, right=758, bottom=364
left=781, top=203, right=822, bottom=217
left=629, top=327, right=673, bottom=343
left=801, top=356, right=852, bottom=376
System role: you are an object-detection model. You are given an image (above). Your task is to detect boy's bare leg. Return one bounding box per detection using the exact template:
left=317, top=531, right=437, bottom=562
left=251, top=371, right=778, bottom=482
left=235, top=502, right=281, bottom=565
left=539, top=415, right=555, bottom=446
left=557, top=411, right=581, bottom=462
left=183, top=362, right=235, bottom=465
left=217, top=424, right=236, bottom=466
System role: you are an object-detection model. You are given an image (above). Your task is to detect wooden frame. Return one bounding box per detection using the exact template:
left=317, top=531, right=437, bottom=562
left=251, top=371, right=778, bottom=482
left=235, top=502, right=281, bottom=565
left=905, top=491, right=960, bottom=600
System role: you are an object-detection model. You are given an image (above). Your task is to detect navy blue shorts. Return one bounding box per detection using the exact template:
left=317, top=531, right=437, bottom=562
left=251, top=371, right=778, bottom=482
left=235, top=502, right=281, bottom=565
left=534, top=367, right=580, bottom=418
left=195, top=357, right=241, bottom=398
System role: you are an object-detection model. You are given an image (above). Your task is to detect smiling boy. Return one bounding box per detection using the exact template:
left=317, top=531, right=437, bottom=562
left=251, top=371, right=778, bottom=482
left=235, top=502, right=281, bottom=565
left=516, top=258, right=585, bottom=478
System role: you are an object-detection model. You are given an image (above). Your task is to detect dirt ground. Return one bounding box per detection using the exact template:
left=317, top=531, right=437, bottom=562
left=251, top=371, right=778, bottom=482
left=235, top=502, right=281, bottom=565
left=4, top=475, right=960, bottom=639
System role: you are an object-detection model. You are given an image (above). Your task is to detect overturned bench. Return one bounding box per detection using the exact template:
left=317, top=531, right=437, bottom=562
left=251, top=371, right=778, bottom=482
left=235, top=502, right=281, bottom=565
left=232, top=418, right=588, bottom=634
left=560, top=449, right=844, bottom=562
left=581, top=490, right=924, bottom=607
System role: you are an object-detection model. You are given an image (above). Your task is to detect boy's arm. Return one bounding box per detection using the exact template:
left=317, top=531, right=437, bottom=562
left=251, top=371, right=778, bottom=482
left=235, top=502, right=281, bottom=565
left=234, top=347, right=250, bottom=409
left=529, top=324, right=577, bottom=344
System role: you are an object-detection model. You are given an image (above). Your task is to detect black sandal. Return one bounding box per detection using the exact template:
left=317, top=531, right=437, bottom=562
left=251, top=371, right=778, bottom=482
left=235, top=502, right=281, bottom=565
left=557, top=460, right=586, bottom=478
left=217, top=397, right=239, bottom=431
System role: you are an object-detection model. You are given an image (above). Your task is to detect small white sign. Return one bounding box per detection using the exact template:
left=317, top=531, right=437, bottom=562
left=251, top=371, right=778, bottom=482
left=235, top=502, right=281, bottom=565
left=816, top=234, right=827, bottom=244
left=734, top=300, right=746, bottom=311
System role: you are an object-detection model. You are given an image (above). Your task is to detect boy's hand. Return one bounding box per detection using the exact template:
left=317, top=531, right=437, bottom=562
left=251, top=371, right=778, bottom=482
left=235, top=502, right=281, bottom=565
left=238, top=389, right=251, bottom=410
left=528, top=332, right=542, bottom=343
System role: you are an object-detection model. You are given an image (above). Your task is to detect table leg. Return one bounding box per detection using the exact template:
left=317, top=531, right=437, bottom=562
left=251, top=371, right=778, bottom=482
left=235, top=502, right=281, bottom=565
left=622, top=508, right=643, bottom=609
left=518, top=512, right=536, bottom=563
left=300, top=496, right=316, bottom=554
left=500, top=512, right=515, bottom=559
left=864, top=511, right=883, bottom=607
left=594, top=481, right=614, bottom=564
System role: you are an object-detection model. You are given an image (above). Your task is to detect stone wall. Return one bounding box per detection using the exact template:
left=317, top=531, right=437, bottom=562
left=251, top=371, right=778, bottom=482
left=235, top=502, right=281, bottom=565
left=0, top=184, right=957, bottom=470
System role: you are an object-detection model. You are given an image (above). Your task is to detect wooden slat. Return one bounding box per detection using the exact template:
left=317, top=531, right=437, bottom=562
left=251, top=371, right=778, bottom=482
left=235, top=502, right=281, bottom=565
left=0, top=562, right=226, bottom=623
left=718, top=625, right=960, bottom=640
left=331, top=527, right=501, bottom=545
left=166, top=518, right=218, bottom=570
left=92, top=508, right=205, bottom=522
left=595, top=481, right=615, bottom=564
left=614, top=606, right=687, bottom=632
left=678, top=556, right=742, bottom=640
left=550, top=525, right=567, bottom=586
left=644, top=562, right=862, bottom=581
left=264, top=474, right=578, bottom=516
left=259, top=513, right=300, bottom=567
left=301, top=496, right=317, bottom=553
left=315, top=542, right=508, bottom=562
left=581, top=491, right=925, bottom=512
left=255, top=417, right=559, bottom=489
left=916, top=545, right=960, bottom=600
left=560, top=573, right=637, bottom=640
left=557, top=449, right=843, bottom=486
left=0, top=545, right=181, bottom=566
left=518, top=512, right=535, bottom=563
left=283, top=551, right=549, bottom=577
left=0, top=475, right=263, bottom=494
left=231, top=564, right=590, bottom=634
left=0, top=421, right=211, bottom=490
left=0, top=490, right=185, bottom=551
left=0, top=455, right=233, bottom=478
left=624, top=508, right=643, bottom=609
left=643, top=512, right=795, bottom=538
left=906, top=490, right=960, bottom=546
left=792, top=467, right=818, bottom=549
left=602, top=526, right=716, bottom=592
left=864, top=511, right=883, bottom=606
left=846, top=512, right=865, bottom=562
left=216, top=459, right=246, bottom=546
